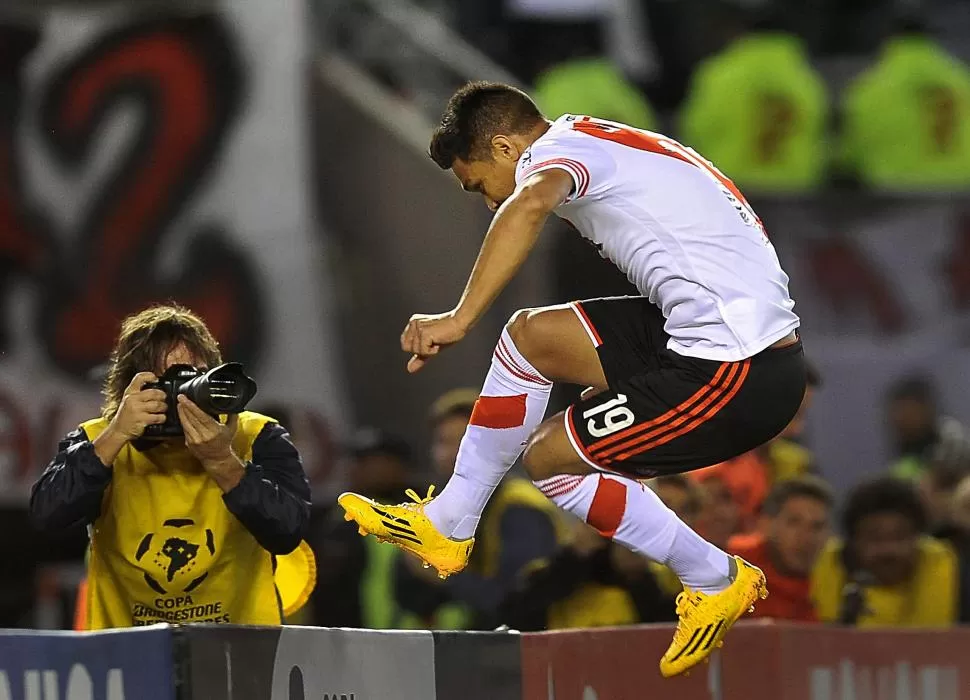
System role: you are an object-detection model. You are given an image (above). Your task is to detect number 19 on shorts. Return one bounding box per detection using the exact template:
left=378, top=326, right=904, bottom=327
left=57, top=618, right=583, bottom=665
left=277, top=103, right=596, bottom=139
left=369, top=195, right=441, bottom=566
left=583, top=394, right=634, bottom=437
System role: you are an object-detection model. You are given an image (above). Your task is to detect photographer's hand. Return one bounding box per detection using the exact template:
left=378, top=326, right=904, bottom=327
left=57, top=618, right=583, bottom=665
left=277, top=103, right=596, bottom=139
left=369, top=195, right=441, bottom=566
left=177, top=395, right=244, bottom=492
left=94, top=372, right=168, bottom=466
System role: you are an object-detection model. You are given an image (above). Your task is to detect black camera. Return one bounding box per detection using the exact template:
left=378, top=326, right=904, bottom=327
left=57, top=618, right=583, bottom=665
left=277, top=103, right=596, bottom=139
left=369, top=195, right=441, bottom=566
left=142, top=362, right=258, bottom=438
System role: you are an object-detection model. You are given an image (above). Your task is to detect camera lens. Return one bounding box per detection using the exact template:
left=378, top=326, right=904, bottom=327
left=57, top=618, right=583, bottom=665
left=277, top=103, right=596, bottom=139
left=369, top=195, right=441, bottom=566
left=179, top=363, right=257, bottom=415
left=206, top=377, right=246, bottom=412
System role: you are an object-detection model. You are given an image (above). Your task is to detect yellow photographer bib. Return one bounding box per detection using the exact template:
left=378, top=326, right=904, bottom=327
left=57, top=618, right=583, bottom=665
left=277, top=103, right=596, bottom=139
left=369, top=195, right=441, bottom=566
left=80, top=413, right=281, bottom=629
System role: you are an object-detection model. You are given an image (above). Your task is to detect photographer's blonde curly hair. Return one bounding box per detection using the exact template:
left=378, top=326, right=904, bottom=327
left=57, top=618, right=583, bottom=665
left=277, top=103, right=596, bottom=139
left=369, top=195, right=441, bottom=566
left=102, top=304, right=222, bottom=420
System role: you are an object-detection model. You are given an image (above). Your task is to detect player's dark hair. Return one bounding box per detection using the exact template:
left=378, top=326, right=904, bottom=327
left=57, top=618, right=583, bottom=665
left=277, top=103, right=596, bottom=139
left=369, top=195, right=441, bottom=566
left=841, top=476, right=928, bottom=539
left=761, top=475, right=833, bottom=518
left=429, top=81, right=544, bottom=169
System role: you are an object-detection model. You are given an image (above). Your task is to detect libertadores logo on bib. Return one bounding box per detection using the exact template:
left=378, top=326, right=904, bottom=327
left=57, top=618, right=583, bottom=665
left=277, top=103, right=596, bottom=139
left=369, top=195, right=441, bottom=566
left=134, top=518, right=216, bottom=595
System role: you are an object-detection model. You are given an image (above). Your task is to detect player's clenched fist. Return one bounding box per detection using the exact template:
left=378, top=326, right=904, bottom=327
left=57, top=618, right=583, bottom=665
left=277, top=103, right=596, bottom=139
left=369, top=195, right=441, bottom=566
left=108, top=372, right=168, bottom=440
left=400, top=311, right=468, bottom=373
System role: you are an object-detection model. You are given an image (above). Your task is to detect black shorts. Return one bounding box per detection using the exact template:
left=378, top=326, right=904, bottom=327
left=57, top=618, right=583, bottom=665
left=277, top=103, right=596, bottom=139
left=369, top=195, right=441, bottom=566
left=565, top=296, right=806, bottom=478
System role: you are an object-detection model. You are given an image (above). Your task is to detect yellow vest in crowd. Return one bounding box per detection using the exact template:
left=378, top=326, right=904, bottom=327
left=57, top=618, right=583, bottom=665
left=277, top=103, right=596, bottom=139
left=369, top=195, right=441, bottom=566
left=80, top=413, right=282, bottom=629
left=472, top=477, right=569, bottom=579
left=811, top=536, right=958, bottom=627
left=548, top=584, right=639, bottom=629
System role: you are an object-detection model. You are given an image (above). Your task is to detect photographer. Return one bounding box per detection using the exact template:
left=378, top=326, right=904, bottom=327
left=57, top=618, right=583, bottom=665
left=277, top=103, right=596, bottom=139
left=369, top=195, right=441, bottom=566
left=29, top=304, right=311, bottom=629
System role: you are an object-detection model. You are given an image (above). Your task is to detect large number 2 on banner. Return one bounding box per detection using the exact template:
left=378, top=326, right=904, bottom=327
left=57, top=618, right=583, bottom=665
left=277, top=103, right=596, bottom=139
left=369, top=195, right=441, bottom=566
left=33, top=15, right=263, bottom=377
left=570, top=117, right=767, bottom=238
left=583, top=394, right=634, bottom=438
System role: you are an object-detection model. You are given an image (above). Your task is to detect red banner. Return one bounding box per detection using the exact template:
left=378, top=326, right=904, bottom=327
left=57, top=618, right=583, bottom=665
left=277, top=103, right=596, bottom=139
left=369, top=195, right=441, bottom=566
left=522, top=624, right=713, bottom=700
left=522, top=622, right=970, bottom=700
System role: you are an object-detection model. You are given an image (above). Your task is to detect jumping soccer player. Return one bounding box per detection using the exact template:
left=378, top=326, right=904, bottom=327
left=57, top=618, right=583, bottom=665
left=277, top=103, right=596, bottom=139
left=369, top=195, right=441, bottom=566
left=339, top=82, right=806, bottom=677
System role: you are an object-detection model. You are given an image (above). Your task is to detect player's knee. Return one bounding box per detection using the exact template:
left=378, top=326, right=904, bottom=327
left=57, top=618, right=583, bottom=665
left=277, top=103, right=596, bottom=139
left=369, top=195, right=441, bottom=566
left=521, top=438, right=548, bottom=481
left=506, top=308, right=549, bottom=372
left=506, top=309, right=532, bottom=349
left=521, top=425, right=559, bottom=481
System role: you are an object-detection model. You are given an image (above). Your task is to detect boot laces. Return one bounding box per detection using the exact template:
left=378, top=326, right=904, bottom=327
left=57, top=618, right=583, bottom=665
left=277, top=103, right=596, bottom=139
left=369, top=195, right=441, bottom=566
left=673, top=589, right=706, bottom=640
left=402, top=485, right=435, bottom=509
left=675, top=590, right=701, bottom=616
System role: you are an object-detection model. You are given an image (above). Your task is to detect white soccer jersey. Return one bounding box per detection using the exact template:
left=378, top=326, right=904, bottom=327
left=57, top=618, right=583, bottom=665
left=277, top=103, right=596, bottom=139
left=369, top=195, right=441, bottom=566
left=514, top=114, right=800, bottom=363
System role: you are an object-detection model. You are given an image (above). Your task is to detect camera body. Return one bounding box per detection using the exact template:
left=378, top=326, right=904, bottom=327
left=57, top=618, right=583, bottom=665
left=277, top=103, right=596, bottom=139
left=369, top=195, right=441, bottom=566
left=143, top=362, right=258, bottom=438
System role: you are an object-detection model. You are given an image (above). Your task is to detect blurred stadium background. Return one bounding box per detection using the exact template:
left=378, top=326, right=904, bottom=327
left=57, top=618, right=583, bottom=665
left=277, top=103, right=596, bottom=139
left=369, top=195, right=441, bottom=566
left=2, top=0, right=970, bottom=697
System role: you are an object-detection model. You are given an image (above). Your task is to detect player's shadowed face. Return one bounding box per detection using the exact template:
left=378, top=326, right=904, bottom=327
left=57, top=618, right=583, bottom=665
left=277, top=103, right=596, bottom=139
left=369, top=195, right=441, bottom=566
left=452, top=140, right=521, bottom=212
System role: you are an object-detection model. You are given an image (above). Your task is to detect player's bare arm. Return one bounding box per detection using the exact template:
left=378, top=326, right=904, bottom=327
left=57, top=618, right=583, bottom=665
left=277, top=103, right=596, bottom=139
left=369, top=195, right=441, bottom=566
left=401, top=168, right=573, bottom=373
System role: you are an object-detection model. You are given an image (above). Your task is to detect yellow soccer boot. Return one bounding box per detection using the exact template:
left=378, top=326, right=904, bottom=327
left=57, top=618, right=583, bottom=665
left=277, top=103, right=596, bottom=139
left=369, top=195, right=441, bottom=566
left=337, top=486, right=473, bottom=579
left=659, top=556, right=768, bottom=678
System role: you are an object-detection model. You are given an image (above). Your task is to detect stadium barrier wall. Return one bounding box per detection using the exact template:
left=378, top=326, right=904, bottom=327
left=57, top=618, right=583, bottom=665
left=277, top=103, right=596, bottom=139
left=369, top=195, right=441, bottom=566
left=525, top=622, right=970, bottom=700
left=1, top=622, right=967, bottom=700
left=0, top=626, right=174, bottom=700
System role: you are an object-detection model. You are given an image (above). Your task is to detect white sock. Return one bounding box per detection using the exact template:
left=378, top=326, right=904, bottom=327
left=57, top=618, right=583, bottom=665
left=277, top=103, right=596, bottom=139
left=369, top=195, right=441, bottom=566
left=425, top=328, right=553, bottom=539
left=535, top=473, right=732, bottom=594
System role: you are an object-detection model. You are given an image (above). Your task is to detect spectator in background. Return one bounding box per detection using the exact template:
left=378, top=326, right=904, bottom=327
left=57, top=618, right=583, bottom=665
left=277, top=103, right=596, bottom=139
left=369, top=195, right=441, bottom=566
left=530, top=22, right=657, bottom=130
left=309, top=428, right=417, bottom=628
left=885, top=375, right=970, bottom=481
left=497, top=516, right=677, bottom=630
left=918, top=452, right=970, bottom=538
left=690, top=473, right=740, bottom=551
left=812, top=476, right=958, bottom=627
left=690, top=361, right=822, bottom=535
left=678, top=8, right=828, bottom=193
left=729, top=477, right=833, bottom=622
left=838, top=13, right=970, bottom=191
left=651, top=474, right=704, bottom=525
left=947, top=477, right=970, bottom=622
left=393, top=389, right=563, bottom=630
left=919, top=455, right=970, bottom=624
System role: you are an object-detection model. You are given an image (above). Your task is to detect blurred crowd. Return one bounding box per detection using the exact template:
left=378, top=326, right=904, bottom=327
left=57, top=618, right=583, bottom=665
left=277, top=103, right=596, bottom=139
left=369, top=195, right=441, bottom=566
left=289, top=360, right=970, bottom=631
left=381, top=0, right=970, bottom=194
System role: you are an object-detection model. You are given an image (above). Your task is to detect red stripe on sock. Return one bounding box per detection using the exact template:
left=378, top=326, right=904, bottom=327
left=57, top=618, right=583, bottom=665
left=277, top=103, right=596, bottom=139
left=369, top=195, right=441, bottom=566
left=586, top=476, right=627, bottom=538
left=543, top=476, right=584, bottom=498
left=494, top=350, right=547, bottom=387
left=469, top=394, right=527, bottom=429
left=497, top=339, right=551, bottom=386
